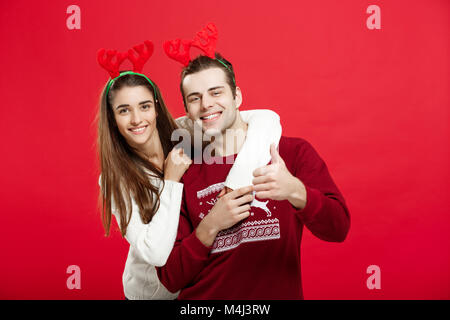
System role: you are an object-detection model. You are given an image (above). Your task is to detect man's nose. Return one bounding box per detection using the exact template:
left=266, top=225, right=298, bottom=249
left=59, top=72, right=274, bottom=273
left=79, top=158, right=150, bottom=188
left=201, top=95, right=213, bottom=111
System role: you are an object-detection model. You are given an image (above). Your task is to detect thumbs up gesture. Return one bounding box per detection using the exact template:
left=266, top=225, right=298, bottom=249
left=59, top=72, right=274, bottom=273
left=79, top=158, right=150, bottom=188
left=252, top=144, right=307, bottom=209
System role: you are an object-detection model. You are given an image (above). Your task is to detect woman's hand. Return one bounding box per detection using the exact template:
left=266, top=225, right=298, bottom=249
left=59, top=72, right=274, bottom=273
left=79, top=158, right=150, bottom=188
left=164, top=148, right=192, bottom=182
left=196, top=185, right=254, bottom=246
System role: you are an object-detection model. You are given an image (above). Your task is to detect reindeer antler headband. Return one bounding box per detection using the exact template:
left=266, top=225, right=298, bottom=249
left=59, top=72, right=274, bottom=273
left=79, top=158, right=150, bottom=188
left=97, top=40, right=158, bottom=99
left=163, top=23, right=235, bottom=84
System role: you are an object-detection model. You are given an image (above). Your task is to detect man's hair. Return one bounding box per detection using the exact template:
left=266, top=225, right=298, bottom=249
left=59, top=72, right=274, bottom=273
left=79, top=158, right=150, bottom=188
left=180, top=52, right=236, bottom=109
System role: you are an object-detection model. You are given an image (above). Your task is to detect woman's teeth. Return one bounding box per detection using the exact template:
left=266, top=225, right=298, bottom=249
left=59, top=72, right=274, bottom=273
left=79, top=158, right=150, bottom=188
left=130, top=126, right=146, bottom=133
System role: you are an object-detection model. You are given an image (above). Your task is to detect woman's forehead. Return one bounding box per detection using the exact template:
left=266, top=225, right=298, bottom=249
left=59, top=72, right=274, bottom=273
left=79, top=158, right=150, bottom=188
left=112, top=86, right=154, bottom=105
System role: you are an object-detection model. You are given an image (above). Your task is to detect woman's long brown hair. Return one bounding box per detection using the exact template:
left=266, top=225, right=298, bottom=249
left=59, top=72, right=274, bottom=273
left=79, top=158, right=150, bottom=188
left=97, top=73, right=178, bottom=237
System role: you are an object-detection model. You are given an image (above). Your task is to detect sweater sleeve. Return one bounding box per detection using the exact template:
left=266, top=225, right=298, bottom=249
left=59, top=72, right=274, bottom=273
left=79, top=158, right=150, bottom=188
left=291, top=141, right=350, bottom=242
left=224, top=109, right=282, bottom=190
left=104, top=177, right=184, bottom=267
left=156, top=191, right=211, bottom=293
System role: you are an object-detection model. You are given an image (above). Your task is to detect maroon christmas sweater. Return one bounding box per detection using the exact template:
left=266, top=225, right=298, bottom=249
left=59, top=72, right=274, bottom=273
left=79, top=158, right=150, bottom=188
left=157, top=137, right=350, bottom=299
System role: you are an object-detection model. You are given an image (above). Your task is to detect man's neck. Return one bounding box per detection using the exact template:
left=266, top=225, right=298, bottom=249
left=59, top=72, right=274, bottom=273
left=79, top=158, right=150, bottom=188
left=212, top=111, right=248, bottom=157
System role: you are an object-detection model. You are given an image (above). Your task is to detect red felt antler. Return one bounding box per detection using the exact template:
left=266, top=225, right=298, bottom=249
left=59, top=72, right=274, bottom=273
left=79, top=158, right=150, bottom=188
left=164, top=23, right=219, bottom=66
left=191, top=23, right=218, bottom=58
left=163, top=39, right=193, bottom=67
left=97, top=49, right=128, bottom=79
left=128, top=40, right=154, bottom=73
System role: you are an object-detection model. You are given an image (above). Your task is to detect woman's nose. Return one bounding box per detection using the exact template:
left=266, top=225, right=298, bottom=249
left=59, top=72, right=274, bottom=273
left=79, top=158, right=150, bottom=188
left=130, top=110, right=142, bottom=125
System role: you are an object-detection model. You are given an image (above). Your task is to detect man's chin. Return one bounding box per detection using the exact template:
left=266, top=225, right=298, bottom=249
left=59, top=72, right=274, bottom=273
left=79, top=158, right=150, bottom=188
left=193, top=120, right=222, bottom=137
left=203, top=127, right=223, bottom=138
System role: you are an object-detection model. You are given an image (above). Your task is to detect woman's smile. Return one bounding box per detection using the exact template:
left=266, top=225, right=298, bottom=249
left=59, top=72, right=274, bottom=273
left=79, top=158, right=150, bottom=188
left=129, top=125, right=148, bottom=135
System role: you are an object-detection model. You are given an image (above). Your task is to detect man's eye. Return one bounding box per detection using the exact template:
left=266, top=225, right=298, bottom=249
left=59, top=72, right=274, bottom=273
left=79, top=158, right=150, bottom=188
left=212, top=91, right=221, bottom=96
left=189, top=97, right=200, bottom=103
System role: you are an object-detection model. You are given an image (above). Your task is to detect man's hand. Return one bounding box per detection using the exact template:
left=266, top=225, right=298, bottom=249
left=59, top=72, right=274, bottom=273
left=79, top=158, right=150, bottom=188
left=252, top=144, right=307, bottom=210
left=217, top=186, right=232, bottom=198
left=196, top=186, right=253, bottom=247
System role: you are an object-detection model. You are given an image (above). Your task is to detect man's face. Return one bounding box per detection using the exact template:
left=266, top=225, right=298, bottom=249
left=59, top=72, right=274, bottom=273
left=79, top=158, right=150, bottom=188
left=182, top=67, right=242, bottom=135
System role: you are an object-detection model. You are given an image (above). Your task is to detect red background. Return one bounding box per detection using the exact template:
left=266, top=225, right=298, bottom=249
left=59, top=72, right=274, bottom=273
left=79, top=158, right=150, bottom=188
left=0, top=0, right=448, bottom=299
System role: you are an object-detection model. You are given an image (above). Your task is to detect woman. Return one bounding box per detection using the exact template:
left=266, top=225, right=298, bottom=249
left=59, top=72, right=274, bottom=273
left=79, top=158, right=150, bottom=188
left=97, top=45, right=281, bottom=300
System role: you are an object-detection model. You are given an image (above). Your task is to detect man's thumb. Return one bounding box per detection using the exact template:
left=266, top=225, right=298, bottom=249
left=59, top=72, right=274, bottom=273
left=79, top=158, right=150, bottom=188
left=270, top=143, right=281, bottom=164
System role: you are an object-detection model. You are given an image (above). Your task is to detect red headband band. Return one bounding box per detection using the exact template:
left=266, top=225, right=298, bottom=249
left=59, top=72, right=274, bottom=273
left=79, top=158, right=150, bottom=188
left=163, top=23, right=219, bottom=66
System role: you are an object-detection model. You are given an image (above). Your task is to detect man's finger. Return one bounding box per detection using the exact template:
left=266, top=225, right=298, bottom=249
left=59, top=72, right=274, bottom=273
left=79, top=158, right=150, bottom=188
left=233, top=194, right=253, bottom=207
left=218, top=189, right=226, bottom=198
left=235, top=211, right=250, bottom=222
left=255, top=191, right=271, bottom=199
left=234, top=204, right=251, bottom=214
left=253, top=182, right=274, bottom=192
left=229, top=185, right=254, bottom=199
left=253, top=164, right=274, bottom=177
left=218, top=186, right=233, bottom=198
left=270, top=143, right=286, bottom=166
left=252, top=175, right=271, bottom=186
left=270, top=143, right=280, bottom=164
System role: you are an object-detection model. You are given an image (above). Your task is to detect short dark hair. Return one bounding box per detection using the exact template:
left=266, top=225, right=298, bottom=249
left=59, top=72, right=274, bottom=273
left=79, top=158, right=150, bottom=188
left=180, top=53, right=236, bottom=109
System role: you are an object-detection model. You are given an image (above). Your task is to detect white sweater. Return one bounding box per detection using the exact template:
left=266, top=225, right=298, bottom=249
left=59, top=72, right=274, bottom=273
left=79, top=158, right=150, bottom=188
left=104, top=109, right=282, bottom=300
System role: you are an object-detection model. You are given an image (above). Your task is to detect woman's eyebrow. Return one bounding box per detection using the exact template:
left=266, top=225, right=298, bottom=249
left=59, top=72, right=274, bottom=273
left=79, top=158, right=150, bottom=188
left=139, top=100, right=153, bottom=105
left=116, top=100, right=153, bottom=109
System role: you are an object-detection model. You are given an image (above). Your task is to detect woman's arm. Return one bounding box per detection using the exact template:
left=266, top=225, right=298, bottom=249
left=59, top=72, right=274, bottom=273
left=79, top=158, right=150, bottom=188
left=225, top=109, right=282, bottom=190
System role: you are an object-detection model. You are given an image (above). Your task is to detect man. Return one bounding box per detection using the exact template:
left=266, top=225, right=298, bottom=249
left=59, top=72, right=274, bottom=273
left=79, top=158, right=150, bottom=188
left=157, top=53, right=350, bottom=299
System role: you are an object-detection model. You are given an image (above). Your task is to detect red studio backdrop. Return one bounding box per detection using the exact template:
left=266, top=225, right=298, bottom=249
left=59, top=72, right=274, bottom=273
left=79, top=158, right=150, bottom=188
left=0, top=0, right=448, bottom=300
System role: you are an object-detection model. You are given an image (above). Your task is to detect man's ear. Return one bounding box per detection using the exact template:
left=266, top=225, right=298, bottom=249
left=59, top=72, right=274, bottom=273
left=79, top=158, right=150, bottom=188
left=235, top=86, right=243, bottom=109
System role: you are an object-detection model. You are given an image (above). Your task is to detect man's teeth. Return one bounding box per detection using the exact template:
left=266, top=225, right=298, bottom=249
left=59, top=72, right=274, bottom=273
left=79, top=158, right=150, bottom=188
left=202, top=113, right=219, bottom=120
left=130, top=127, right=146, bottom=132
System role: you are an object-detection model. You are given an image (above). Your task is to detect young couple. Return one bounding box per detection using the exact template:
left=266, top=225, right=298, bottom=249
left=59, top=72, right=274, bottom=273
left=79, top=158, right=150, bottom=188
left=97, top=24, right=350, bottom=300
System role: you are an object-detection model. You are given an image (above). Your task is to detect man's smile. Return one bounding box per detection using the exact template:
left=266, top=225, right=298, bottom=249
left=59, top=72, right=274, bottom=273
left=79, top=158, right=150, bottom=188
left=200, top=111, right=222, bottom=122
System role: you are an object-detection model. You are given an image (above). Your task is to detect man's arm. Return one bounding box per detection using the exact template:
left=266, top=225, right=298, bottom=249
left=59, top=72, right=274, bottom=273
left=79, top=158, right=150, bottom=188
left=292, top=141, right=350, bottom=242
left=252, top=142, right=350, bottom=242
left=156, top=185, right=254, bottom=293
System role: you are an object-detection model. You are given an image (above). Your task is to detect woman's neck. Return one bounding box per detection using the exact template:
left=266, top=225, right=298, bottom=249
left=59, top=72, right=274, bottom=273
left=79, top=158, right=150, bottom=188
left=137, top=131, right=165, bottom=170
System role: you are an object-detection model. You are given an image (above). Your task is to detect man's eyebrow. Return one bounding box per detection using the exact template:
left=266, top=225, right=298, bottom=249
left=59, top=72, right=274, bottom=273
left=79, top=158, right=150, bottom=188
left=186, top=86, right=225, bottom=99
left=116, top=100, right=153, bottom=109
left=208, top=86, right=225, bottom=92
left=186, top=92, right=200, bottom=99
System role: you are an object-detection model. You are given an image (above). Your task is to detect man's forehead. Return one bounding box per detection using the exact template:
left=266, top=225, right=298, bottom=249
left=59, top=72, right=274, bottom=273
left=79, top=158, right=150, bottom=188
left=183, top=67, right=228, bottom=93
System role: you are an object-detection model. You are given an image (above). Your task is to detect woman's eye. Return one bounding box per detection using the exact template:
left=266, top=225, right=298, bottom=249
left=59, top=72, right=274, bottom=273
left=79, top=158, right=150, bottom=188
left=213, top=91, right=221, bottom=96
left=142, top=104, right=151, bottom=110
left=119, top=108, right=128, bottom=114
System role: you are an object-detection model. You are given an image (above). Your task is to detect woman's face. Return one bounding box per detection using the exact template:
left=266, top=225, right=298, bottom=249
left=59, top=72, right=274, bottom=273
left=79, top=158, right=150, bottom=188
left=111, top=85, right=158, bottom=153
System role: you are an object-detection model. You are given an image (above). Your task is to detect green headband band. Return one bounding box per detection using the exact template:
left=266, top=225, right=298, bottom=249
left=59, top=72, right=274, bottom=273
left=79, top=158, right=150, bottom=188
left=215, top=58, right=236, bottom=86
left=105, top=71, right=158, bottom=100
